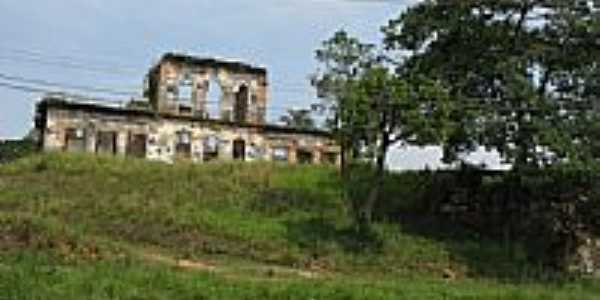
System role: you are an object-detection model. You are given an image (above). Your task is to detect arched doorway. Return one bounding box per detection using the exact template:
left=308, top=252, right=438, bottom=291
left=235, top=85, right=249, bottom=123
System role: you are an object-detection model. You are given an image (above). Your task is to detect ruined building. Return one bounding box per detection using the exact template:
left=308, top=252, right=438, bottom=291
left=35, top=53, right=341, bottom=165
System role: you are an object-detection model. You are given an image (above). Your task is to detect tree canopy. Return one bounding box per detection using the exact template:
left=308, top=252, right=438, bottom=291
left=312, top=30, right=378, bottom=171
left=279, top=108, right=316, bottom=130
left=314, top=30, right=452, bottom=224
left=384, top=0, right=600, bottom=168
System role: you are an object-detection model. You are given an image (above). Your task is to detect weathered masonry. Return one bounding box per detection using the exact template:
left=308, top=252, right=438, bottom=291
left=145, top=53, right=268, bottom=123
left=35, top=53, right=341, bottom=165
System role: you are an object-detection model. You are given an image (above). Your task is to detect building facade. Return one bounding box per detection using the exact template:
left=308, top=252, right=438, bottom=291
left=35, top=53, right=340, bottom=165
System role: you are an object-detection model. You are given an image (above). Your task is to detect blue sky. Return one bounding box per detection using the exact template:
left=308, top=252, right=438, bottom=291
left=0, top=0, right=415, bottom=138
left=0, top=0, right=506, bottom=169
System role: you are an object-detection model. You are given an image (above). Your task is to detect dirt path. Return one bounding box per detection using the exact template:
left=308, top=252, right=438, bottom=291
left=140, top=252, right=217, bottom=272
left=138, top=250, right=320, bottom=280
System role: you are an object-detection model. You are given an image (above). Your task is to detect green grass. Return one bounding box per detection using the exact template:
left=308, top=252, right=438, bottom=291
left=0, top=153, right=598, bottom=299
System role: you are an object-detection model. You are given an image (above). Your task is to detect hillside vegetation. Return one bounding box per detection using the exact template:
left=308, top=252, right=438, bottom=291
left=0, top=139, right=36, bottom=164
left=0, top=153, right=598, bottom=299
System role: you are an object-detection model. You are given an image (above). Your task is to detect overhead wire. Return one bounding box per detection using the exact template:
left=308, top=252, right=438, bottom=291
left=0, top=48, right=324, bottom=115
left=0, top=72, right=139, bottom=97
left=0, top=54, right=317, bottom=93
left=0, top=53, right=141, bottom=77
left=0, top=76, right=327, bottom=128
left=0, top=80, right=127, bottom=105
left=0, top=78, right=316, bottom=113
left=0, top=80, right=51, bottom=94
left=0, top=46, right=143, bottom=72
left=0, top=48, right=317, bottom=90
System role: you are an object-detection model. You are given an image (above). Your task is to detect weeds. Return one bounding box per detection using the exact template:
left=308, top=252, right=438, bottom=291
left=0, top=153, right=597, bottom=299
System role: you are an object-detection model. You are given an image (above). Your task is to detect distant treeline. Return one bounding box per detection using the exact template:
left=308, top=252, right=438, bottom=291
left=0, top=139, right=37, bottom=164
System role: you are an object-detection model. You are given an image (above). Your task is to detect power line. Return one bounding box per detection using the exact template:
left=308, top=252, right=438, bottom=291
left=0, top=53, right=141, bottom=77
left=0, top=80, right=126, bottom=105
left=0, top=80, right=50, bottom=94
left=0, top=80, right=314, bottom=113
left=0, top=48, right=319, bottom=90
left=0, top=47, right=143, bottom=72
left=0, top=48, right=323, bottom=91
left=0, top=72, right=139, bottom=97
left=0, top=54, right=318, bottom=91
left=0, top=66, right=322, bottom=113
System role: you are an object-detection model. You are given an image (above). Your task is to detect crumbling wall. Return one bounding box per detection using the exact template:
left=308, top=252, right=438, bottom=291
left=39, top=105, right=340, bottom=166
left=148, top=54, right=268, bottom=125
left=41, top=108, right=151, bottom=156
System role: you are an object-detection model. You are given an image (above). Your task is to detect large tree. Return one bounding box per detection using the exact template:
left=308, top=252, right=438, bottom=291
left=314, top=31, right=453, bottom=225
left=349, top=66, right=452, bottom=225
left=312, top=30, right=376, bottom=173
left=383, top=0, right=600, bottom=168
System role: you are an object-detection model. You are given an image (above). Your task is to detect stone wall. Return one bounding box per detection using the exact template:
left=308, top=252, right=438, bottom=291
left=38, top=101, right=340, bottom=166
left=146, top=54, right=268, bottom=124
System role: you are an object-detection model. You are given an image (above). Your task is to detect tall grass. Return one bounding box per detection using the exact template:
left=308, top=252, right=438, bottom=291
left=0, top=153, right=598, bottom=299
left=2, top=250, right=598, bottom=300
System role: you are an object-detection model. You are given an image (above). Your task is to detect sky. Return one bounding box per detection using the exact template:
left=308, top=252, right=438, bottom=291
left=0, top=0, right=505, bottom=170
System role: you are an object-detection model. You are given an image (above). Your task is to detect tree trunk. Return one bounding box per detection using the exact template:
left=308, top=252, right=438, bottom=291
left=340, top=139, right=353, bottom=177
left=359, top=133, right=389, bottom=229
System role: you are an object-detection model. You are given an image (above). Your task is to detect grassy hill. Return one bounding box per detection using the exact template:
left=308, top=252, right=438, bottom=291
left=0, top=153, right=598, bottom=299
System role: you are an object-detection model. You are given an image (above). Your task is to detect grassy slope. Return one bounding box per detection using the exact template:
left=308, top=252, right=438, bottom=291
left=0, top=153, right=598, bottom=299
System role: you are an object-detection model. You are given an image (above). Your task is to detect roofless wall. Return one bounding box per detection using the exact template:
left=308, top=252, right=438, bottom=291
left=146, top=53, right=268, bottom=125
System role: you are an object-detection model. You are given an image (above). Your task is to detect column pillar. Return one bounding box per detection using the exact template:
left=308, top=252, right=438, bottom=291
left=218, top=139, right=232, bottom=161
left=288, top=142, right=298, bottom=164
left=116, top=132, right=128, bottom=156
left=85, top=128, right=96, bottom=154
left=192, top=77, right=208, bottom=117
left=313, top=147, right=322, bottom=164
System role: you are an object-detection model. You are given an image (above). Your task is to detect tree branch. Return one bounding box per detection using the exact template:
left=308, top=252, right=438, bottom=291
left=538, top=65, right=553, bottom=98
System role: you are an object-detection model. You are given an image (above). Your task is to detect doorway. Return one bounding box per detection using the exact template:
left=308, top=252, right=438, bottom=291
left=65, top=128, right=86, bottom=152
left=127, top=133, right=147, bottom=158
left=175, top=130, right=192, bottom=159
left=96, top=131, right=117, bottom=155
left=297, top=149, right=314, bottom=164
left=233, top=139, right=246, bottom=161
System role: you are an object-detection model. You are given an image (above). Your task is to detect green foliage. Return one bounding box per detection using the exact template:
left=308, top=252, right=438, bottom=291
left=350, top=68, right=453, bottom=153
left=4, top=251, right=600, bottom=300
left=312, top=30, right=378, bottom=166
left=0, top=154, right=598, bottom=298
left=0, top=139, right=37, bottom=164
left=368, top=163, right=600, bottom=276
left=314, top=30, right=453, bottom=225
left=383, top=1, right=600, bottom=167
left=279, top=108, right=316, bottom=130
left=314, top=30, right=453, bottom=159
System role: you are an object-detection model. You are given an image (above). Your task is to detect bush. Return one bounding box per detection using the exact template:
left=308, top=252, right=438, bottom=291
left=0, top=139, right=37, bottom=164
